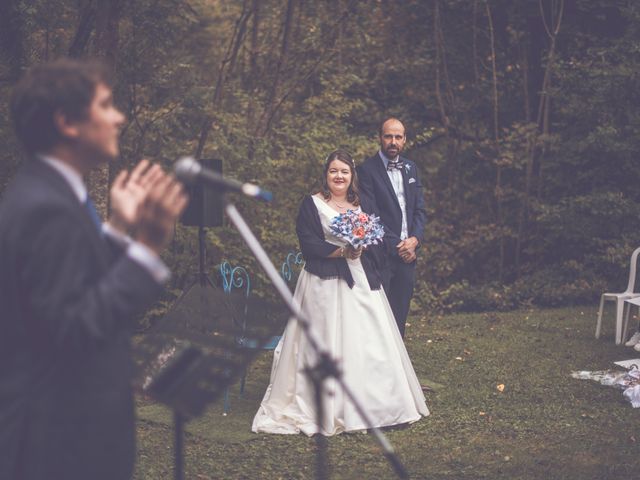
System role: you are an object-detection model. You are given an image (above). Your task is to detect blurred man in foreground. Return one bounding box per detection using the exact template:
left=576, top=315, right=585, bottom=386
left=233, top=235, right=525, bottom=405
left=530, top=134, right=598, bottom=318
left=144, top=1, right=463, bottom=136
left=0, top=58, right=187, bottom=479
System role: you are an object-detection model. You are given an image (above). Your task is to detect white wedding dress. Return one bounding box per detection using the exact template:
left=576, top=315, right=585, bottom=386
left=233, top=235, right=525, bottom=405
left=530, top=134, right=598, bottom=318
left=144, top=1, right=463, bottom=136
left=252, top=195, right=429, bottom=436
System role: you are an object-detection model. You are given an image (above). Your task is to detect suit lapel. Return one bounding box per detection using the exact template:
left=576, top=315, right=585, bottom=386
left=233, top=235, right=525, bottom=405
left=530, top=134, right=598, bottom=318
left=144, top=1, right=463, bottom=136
left=30, top=160, right=111, bottom=267
left=402, top=159, right=419, bottom=235
left=401, top=158, right=411, bottom=212
left=374, top=153, right=401, bottom=212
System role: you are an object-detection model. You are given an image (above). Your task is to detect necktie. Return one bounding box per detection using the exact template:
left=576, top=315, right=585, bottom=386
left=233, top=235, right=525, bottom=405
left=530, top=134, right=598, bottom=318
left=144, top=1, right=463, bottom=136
left=84, top=196, right=102, bottom=232
left=387, top=160, right=404, bottom=171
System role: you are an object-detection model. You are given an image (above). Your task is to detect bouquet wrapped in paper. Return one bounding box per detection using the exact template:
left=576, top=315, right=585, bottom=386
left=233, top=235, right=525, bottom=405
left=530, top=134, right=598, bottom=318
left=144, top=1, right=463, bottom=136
left=329, top=209, right=385, bottom=249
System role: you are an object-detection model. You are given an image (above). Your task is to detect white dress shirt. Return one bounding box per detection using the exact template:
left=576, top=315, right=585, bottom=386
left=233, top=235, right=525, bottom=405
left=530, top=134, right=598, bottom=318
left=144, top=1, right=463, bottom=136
left=379, top=150, right=408, bottom=240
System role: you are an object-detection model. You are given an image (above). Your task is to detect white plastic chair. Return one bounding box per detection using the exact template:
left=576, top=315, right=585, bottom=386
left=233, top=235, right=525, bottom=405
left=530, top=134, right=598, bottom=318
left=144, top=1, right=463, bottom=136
left=622, top=296, right=640, bottom=345
left=595, top=246, right=640, bottom=345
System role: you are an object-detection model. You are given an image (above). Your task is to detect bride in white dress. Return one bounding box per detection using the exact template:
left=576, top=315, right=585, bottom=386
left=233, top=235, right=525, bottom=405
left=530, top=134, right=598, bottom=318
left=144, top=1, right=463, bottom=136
left=252, top=150, right=428, bottom=436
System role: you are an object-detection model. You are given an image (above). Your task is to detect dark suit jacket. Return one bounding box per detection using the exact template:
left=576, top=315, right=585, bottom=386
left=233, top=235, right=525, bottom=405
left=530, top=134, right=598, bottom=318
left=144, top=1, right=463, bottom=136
left=357, top=153, right=427, bottom=260
left=0, top=160, right=163, bottom=480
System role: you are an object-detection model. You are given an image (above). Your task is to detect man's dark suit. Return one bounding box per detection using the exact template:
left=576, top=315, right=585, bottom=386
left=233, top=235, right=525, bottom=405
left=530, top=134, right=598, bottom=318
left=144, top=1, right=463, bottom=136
left=0, top=160, right=163, bottom=479
left=357, top=153, right=427, bottom=337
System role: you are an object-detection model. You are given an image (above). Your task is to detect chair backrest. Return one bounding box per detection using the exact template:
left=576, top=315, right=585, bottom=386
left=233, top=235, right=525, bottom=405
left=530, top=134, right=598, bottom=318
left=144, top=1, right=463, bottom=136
left=625, top=246, right=640, bottom=293
left=280, top=251, right=304, bottom=287
left=219, top=261, right=251, bottom=316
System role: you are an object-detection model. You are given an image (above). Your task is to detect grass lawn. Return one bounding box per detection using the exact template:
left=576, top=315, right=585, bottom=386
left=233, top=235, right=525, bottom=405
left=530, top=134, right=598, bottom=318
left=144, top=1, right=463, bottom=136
left=133, top=305, right=640, bottom=479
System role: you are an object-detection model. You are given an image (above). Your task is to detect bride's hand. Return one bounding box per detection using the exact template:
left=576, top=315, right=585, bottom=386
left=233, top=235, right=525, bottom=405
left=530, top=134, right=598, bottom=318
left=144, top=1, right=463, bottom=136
left=346, top=245, right=362, bottom=259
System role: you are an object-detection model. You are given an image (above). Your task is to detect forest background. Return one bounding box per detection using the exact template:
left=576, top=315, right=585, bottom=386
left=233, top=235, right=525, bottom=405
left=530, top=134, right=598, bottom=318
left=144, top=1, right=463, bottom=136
left=1, top=0, right=639, bottom=316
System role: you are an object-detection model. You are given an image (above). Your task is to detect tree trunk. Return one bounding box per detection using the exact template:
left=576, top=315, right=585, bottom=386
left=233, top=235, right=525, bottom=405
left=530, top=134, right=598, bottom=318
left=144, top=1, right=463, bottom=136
left=0, top=0, right=25, bottom=82
left=68, top=0, right=97, bottom=58
left=535, top=0, right=564, bottom=201
left=514, top=44, right=532, bottom=278
left=256, top=0, right=296, bottom=137
left=195, top=1, right=252, bottom=160
left=515, top=0, right=564, bottom=273
left=433, top=0, right=456, bottom=203
left=486, top=1, right=505, bottom=282
left=246, top=0, right=261, bottom=129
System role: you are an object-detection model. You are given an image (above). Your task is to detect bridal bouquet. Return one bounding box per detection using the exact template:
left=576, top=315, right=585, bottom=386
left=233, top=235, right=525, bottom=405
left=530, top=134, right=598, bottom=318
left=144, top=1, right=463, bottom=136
left=329, top=210, right=384, bottom=249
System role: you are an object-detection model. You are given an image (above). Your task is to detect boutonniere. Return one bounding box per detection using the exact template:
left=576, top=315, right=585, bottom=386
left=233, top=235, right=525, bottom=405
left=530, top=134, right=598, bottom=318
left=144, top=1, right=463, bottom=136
left=404, top=163, right=411, bottom=174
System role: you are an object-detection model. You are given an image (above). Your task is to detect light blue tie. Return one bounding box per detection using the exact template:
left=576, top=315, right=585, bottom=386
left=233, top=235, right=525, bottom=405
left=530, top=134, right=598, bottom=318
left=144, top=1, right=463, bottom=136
left=84, top=196, right=102, bottom=232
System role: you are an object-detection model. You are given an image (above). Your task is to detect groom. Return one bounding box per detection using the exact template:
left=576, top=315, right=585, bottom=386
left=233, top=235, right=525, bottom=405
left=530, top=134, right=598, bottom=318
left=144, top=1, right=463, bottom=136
left=357, top=118, right=427, bottom=338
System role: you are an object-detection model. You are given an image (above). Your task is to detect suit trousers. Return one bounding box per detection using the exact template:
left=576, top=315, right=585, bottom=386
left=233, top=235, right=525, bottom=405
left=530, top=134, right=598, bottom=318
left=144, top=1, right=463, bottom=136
left=382, top=258, right=416, bottom=338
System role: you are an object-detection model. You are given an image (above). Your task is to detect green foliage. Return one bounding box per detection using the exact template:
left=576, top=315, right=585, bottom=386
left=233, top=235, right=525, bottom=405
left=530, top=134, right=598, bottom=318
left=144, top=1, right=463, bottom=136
left=536, top=192, right=640, bottom=264
left=2, top=0, right=640, bottom=311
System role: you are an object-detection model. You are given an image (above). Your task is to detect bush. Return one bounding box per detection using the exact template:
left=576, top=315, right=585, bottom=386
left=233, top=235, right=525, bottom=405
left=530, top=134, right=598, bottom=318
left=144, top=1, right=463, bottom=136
left=511, top=265, right=605, bottom=307
left=421, top=262, right=608, bottom=314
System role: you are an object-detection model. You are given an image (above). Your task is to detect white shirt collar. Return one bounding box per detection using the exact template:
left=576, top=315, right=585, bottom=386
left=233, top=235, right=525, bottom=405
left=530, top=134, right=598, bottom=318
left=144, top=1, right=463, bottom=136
left=378, top=149, right=399, bottom=168
left=39, top=154, right=87, bottom=203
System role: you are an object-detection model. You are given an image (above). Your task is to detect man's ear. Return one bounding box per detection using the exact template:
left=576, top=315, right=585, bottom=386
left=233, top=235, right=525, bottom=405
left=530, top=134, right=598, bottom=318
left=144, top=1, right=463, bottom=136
left=53, top=110, right=79, bottom=140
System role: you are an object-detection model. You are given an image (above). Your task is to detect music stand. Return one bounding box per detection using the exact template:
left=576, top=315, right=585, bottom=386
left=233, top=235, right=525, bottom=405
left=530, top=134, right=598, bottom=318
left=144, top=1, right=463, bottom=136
left=136, top=271, right=283, bottom=480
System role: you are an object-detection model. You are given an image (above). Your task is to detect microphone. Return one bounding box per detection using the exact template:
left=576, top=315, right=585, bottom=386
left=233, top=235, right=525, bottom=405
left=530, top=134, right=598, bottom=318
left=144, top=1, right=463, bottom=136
left=174, top=157, right=273, bottom=202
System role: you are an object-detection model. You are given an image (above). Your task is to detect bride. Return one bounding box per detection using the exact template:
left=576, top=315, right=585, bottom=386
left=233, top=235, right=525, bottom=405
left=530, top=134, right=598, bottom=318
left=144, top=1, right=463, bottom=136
left=252, top=150, right=428, bottom=436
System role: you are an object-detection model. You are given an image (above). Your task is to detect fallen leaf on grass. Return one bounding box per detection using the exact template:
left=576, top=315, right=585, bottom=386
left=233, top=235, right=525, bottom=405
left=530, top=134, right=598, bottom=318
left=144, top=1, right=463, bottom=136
left=496, top=384, right=505, bottom=392
left=455, top=356, right=463, bottom=361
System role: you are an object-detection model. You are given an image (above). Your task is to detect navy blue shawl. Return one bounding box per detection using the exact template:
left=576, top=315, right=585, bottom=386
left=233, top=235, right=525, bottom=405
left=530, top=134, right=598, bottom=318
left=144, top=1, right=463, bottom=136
left=295, top=194, right=384, bottom=290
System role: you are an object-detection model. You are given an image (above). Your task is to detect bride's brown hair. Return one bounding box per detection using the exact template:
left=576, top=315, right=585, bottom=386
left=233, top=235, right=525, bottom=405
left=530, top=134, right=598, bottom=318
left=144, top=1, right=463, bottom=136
left=320, top=149, right=360, bottom=206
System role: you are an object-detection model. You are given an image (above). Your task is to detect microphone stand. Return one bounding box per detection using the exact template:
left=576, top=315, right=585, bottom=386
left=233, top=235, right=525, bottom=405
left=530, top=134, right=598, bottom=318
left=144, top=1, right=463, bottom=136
left=224, top=199, right=411, bottom=480
left=304, top=350, right=339, bottom=479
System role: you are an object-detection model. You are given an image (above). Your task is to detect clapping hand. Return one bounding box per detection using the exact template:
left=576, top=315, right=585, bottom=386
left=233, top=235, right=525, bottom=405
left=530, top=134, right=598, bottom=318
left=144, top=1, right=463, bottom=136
left=109, top=159, right=163, bottom=233
left=109, top=159, right=188, bottom=253
left=135, top=168, right=188, bottom=254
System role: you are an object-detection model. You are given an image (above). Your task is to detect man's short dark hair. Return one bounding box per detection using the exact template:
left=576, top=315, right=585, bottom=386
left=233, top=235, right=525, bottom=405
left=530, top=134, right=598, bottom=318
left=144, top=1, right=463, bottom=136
left=10, top=58, right=112, bottom=156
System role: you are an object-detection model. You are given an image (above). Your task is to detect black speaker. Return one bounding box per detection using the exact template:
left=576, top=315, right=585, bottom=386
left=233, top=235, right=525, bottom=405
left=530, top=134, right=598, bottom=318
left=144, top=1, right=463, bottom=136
left=180, top=158, right=223, bottom=227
